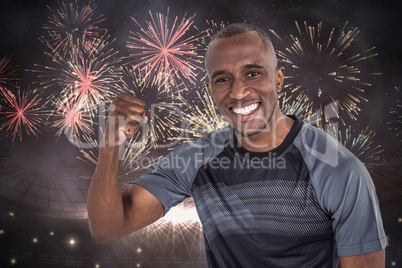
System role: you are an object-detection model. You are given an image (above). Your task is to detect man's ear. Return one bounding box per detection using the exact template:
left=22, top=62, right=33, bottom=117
left=275, top=66, right=285, bottom=93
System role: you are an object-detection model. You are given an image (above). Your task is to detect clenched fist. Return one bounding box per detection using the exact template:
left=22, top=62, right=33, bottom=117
left=101, top=94, right=151, bottom=147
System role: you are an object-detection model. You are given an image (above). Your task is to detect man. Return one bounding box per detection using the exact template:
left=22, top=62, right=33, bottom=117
left=87, top=23, right=387, bottom=267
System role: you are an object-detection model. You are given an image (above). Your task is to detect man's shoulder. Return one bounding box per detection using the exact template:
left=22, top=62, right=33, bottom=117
left=294, top=122, right=367, bottom=176
left=169, top=125, right=231, bottom=156
left=294, top=123, right=374, bottom=213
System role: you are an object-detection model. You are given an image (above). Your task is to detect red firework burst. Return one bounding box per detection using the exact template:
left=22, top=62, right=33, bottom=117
left=126, top=8, right=205, bottom=93
left=32, top=34, right=122, bottom=107
left=51, top=97, right=94, bottom=140
left=0, top=57, right=20, bottom=96
left=40, top=0, right=105, bottom=60
left=0, top=88, right=47, bottom=141
left=64, top=51, right=118, bottom=106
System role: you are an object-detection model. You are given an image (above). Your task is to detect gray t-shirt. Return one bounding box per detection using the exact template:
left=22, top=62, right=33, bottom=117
left=132, top=117, right=387, bottom=267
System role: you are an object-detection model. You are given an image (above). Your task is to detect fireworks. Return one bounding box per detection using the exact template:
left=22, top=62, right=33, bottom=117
left=40, top=0, right=105, bottom=60
left=279, top=93, right=313, bottom=121
left=387, top=86, right=401, bottom=140
left=148, top=101, right=184, bottom=146
left=32, top=33, right=122, bottom=109
left=327, top=125, right=383, bottom=172
left=31, top=34, right=121, bottom=144
left=177, top=90, right=228, bottom=140
left=202, top=20, right=230, bottom=47
left=119, top=128, right=162, bottom=174
left=0, top=87, right=47, bottom=142
left=126, top=8, right=205, bottom=93
left=51, top=97, right=94, bottom=141
left=115, top=66, right=147, bottom=94
left=78, top=125, right=161, bottom=175
left=270, top=21, right=379, bottom=126
left=192, top=20, right=230, bottom=81
left=35, top=1, right=118, bottom=112
left=0, top=57, right=20, bottom=96
left=63, top=36, right=122, bottom=107
left=153, top=86, right=228, bottom=143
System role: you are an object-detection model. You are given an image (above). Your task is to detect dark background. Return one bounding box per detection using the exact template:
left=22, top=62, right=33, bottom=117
left=0, top=0, right=401, bottom=267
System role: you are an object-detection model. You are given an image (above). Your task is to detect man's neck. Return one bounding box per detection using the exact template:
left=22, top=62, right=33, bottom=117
left=235, top=113, right=295, bottom=153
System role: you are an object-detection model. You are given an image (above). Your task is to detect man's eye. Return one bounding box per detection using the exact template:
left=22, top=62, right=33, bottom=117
left=247, top=71, right=260, bottom=78
left=215, top=77, right=229, bottom=83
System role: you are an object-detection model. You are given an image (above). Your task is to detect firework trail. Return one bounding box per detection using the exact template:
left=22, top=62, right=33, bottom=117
left=327, top=125, right=383, bottom=172
left=150, top=102, right=184, bottom=146
left=270, top=21, right=379, bottom=126
left=32, top=33, right=122, bottom=109
left=115, top=66, right=147, bottom=94
left=119, top=125, right=162, bottom=175
left=50, top=96, right=94, bottom=141
left=192, top=19, right=231, bottom=82
left=279, top=92, right=313, bottom=121
left=126, top=8, right=205, bottom=93
left=153, top=86, right=228, bottom=143
left=177, top=89, right=228, bottom=140
left=0, top=57, right=20, bottom=96
left=107, top=68, right=169, bottom=149
left=64, top=36, right=122, bottom=107
left=78, top=125, right=161, bottom=175
left=40, top=0, right=105, bottom=60
left=387, top=86, right=401, bottom=140
left=78, top=138, right=98, bottom=165
left=202, top=20, right=229, bottom=47
left=0, top=87, right=47, bottom=142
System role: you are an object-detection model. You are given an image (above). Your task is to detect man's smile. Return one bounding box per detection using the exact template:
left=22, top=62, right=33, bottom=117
left=232, top=103, right=259, bottom=115
left=229, top=102, right=261, bottom=122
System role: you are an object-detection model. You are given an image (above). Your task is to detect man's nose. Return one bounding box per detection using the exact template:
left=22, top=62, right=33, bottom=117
left=229, top=78, right=251, bottom=100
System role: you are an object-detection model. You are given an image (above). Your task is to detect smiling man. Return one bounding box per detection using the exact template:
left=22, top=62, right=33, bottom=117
left=204, top=28, right=293, bottom=152
left=87, top=23, right=387, bottom=267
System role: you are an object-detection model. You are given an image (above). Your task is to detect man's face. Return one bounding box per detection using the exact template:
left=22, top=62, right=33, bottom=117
left=206, top=31, right=283, bottom=137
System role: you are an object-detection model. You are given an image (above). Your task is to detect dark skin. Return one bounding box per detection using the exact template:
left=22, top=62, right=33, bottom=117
left=87, top=94, right=164, bottom=243
left=87, top=31, right=385, bottom=267
left=205, top=31, right=293, bottom=152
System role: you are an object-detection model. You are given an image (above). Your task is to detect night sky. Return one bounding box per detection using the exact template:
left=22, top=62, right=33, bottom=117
left=0, top=0, right=401, bottom=267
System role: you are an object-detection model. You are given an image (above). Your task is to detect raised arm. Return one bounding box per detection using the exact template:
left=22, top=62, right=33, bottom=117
left=87, top=94, right=164, bottom=244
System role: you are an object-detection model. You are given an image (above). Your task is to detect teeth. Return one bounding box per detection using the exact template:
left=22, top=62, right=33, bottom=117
left=232, top=103, right=259, bottom=115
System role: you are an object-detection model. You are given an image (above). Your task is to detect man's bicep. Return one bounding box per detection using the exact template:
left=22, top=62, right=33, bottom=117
left=339, top=249, right=385, bottom=268
left=121, top=184, right=164, bottom=234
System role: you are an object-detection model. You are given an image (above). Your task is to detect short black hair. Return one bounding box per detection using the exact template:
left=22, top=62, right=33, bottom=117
left=209, top=23, right=274, bottom=51
left=205, top=23, right=277, bottom=68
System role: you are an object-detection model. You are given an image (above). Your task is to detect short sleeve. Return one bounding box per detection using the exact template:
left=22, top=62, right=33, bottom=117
left=130, top=132, right=225, bottom=215
left=327, top=162, right=388, bottom=256
left=131, top=145, right=193, bottom=215
left=294, top=124, right=388, bottom=256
